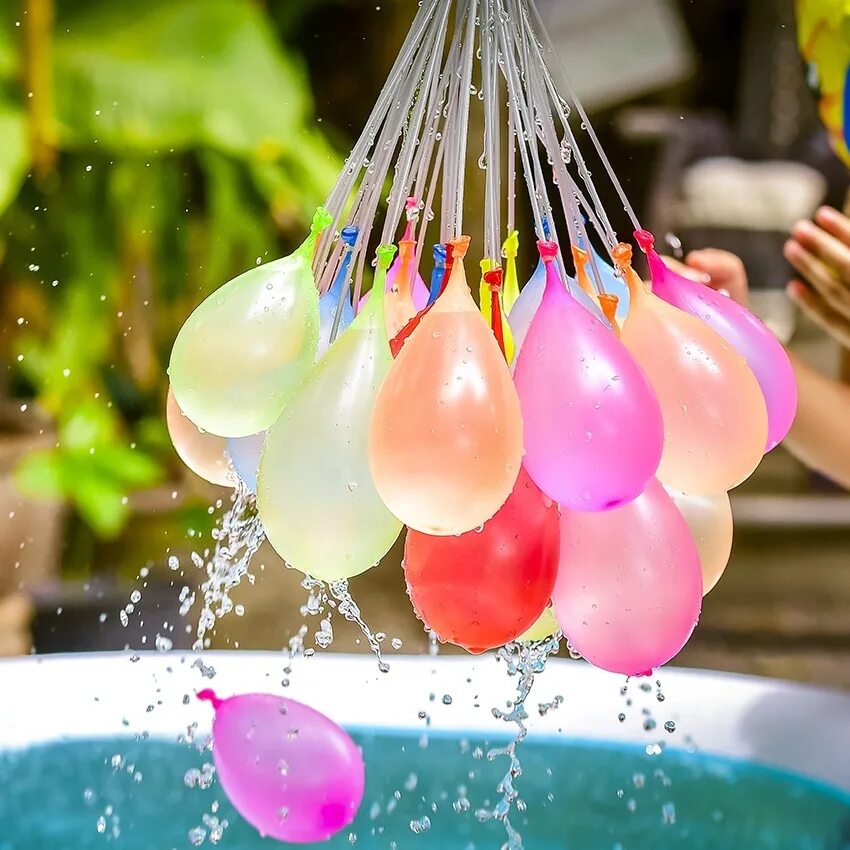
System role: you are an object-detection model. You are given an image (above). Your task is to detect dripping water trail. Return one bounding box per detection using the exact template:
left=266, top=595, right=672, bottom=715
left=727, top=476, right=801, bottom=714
left=329, top=579, right=390, bottom=673
left=191, top=480, right=266, bottom=652
left=475, top=634, right=561, bottom=850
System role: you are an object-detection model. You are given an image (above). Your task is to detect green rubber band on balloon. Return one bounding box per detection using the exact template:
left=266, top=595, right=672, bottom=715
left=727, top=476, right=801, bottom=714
left=356, top=244, right=397, bottom=328
left=312, top=206, right=334, bottom=235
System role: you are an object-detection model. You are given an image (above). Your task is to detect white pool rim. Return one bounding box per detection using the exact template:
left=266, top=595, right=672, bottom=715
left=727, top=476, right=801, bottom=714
left=2, top=652, right=849, bottom=794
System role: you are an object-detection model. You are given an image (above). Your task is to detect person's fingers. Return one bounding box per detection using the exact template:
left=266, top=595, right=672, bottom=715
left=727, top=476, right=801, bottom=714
left=686, top=249, right=748, bottom=305
left=783, top=239, right=850, bottom=319
left=787, top=279, right=850, bottom=349
left=791, top=218, right=850, bottom=281
left=658, top=255, right=711, bottom=283
left=814, top=205, right=850, bottom=246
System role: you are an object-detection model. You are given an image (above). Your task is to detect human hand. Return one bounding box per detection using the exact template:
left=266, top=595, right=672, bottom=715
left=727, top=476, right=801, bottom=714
left=784, top=206, right=850, bottom=348
left=660, top=249, right=750, bottom=307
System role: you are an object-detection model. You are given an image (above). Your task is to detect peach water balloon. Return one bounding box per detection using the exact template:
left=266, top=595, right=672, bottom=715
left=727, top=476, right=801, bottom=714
left=615, top=242, right=768, bottom=494
left=197, top=690, right=364, bottom=844
left=169, top=208, right=331, bottom=437
left=369, top=236, right=523, bottom=535
left=514, top=242, right=663, bottom=511
left=258, top=245, right=403, bottom=582
left=553, top=479, right=703, bottom=676
left=166, top=389, right=232, bottom=486
left=227, top=432, right=266, bottom=493
left=664, top=485, right=734, bottom=595
left=639, top=231, right=797, bottom=451
left=318, top=225, right=357, bottom=357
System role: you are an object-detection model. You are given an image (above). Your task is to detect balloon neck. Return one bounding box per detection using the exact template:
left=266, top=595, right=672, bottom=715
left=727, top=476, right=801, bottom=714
left=598, top=293, right=621, bottom=335
left=537, top=240, right=559, bottom=264
left=197, top=689, right=223, bottom=710
left=298, top=206, right=334, bottom=259
left=396, top=239, right=416, bottom=297
left=484, top=267, right=506, bottom=358
left=402, top=196, right=419, bottom=243
left=634, top=231, right=675, bottom=299
left=571, top=245, right=595, bottom=298
left=368, top=244, right=397, bottom=313
left=611, top=242, right=647, bottom=302
left=449, top=235, right=471, bottom=262
left=502, top=229, right=519, bottom=260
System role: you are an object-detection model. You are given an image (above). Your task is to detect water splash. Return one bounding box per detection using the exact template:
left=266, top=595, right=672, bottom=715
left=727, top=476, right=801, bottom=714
left=475, top=633, right=561, bottom=850
left=191, top=481, right=265, bottom=651
left=329, top=579, right=390, bottom=673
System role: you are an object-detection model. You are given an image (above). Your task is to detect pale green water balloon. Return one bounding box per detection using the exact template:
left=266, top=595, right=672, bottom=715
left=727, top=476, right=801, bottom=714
left=258, top=245, right=403, bottom=583
left=168, top=208, right=332, bottom=437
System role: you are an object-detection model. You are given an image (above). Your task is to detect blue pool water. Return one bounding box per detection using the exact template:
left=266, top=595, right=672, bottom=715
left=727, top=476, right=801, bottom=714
left=2, top=731, right=850, bottom=849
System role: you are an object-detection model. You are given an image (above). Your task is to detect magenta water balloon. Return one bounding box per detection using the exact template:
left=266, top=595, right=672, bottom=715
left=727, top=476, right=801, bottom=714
left=639, top=231, right=797, bottom=451
left=514, top=242, right=663, bottom=511
left=553, top=479, right=703, bottom=677
left=198, top=690, right=365, bottom=844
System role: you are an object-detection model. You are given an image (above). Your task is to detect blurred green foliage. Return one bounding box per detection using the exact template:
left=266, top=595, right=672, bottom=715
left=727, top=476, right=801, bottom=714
left=3, top=0, right=338, bottom=538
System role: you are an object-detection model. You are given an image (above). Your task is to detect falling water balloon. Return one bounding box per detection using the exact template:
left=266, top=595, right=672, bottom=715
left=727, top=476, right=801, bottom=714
left=318, top=226, right=358, bottom=357
left=369, top=236, right=523, bottom=535
left=638, top=231, right=797, bottom=451
left=166, top=389, right=232, bottom=487
left=258, top=245, right=403, bottom=582
left=169, top=208, right=330, bottom=437
left=616, top=242, right=768, bottom=494
left=198, top=690, right=364, bottom=844
left=227, top=432, right=266, bottom=493
left=404, top=467, right=559, bottom=653
left=664, top=485, right=734, bottom=595
left=553, top=479, right=703, bottom=677
left=514, top=242, right=663, bottom=511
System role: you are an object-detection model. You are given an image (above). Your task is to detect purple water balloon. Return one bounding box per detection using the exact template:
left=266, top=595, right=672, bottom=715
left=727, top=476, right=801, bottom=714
left=514, top=242, right=663, bottom=511
left=198, top=690, right=365, bottom=844
left=638, top=231, right=797, bottom=451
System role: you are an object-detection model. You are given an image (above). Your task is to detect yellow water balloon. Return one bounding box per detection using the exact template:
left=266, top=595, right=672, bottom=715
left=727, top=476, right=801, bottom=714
left=517, top=606, right=559, bottom=643
left=169, top=208, right=331, bottom=438
left=664, top=486, right=734, bottom=596
left=257, top=245, right=403, bottom=583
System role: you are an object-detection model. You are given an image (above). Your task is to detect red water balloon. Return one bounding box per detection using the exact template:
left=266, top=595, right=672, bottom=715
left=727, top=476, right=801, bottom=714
left=403, top=467, right=560, bottom=653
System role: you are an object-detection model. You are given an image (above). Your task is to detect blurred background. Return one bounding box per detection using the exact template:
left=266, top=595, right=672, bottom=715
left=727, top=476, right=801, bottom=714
left=1, top=0, right=849, bottom=685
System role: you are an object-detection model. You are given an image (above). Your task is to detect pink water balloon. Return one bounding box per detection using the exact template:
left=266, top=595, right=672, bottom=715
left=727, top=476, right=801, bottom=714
left=197, top=690, right=365, bottom=844
left=553, top=479, right=703, bottom=676
left=638, top=231, right=797, bottom=451
left=514, top=242, right=663, bottom=511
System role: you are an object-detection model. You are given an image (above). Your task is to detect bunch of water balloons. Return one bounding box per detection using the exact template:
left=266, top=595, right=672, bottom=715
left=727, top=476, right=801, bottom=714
left=168, top=0, right=796, bottom=685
